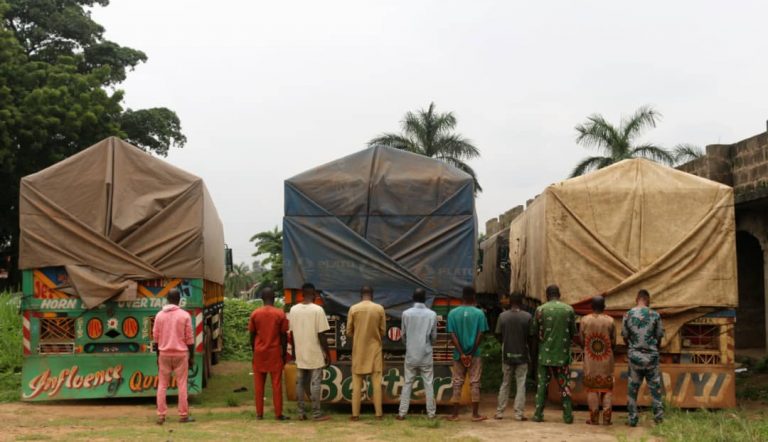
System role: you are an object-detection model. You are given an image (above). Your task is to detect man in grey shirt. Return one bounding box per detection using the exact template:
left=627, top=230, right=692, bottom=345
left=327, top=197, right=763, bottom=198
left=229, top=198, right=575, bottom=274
left=495, top=292, right=532, bottom=420
left=397, top=288, right=438, bottom=420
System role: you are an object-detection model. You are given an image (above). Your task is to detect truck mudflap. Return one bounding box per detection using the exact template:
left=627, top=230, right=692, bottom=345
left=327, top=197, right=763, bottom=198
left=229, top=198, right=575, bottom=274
left=285, top=361, right=471, bottom=405
left=20, top=354, right=204, bottom=401
left=548, top=363, right=736, bottom=408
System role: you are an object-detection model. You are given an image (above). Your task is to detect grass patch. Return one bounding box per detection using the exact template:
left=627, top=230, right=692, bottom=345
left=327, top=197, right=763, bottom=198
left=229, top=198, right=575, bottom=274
left=0, top=291, right=22, bottom=402
left=652, top=407, right=768, bottom=442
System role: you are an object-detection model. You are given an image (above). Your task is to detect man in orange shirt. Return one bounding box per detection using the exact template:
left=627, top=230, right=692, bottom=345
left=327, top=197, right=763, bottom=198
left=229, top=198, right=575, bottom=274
left=248, top=287, right=290, bottom=420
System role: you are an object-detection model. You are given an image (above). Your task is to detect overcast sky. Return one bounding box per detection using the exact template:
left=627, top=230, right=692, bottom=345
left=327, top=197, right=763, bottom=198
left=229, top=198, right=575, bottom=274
left=93, top=0, right=768, bottom=265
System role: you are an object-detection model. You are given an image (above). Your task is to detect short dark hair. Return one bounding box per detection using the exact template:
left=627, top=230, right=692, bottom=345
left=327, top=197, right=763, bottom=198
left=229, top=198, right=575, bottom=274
left=545, top=285, right=560, bottom=300
left=462, top=286, right=476, bottom=302
left=413, top=288, right=426, bottom=303
left=591, top=295, right=605, bottom=312
left=637, top=289, right=650, bottom=302
left=261, top=286, right=275, bottom=303
left=360, top=286, right=374, bottom=297
left=167, top=288, right=181, bottom=305
left=302, top=282, right=316, bottom=291
left=509, top=292, right=523, bottom=307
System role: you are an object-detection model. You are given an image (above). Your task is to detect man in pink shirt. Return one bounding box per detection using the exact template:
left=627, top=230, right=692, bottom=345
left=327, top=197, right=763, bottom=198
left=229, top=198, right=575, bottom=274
left=153, top=288, right=195, bottom=424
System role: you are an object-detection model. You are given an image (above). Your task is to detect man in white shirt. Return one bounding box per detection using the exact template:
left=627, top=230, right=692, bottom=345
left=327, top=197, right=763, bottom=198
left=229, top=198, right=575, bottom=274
left=289, top=282, right=332, bottom=421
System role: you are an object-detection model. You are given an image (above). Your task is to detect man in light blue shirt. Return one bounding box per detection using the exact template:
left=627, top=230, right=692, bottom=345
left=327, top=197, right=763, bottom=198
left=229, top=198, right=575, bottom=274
left=397, top=288, right=437, bottom=420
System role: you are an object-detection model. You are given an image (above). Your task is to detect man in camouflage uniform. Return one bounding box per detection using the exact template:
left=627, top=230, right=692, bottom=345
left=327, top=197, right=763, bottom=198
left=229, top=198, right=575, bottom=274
left=621, top=289, right=665, bottom=427
left=531, top=285, right=576, bottom=424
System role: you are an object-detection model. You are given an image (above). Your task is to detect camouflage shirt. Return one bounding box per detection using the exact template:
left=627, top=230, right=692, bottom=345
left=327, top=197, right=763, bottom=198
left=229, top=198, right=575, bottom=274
left=531, top=300, right=576, bottom=366
left=621, top=306, right=665, bottom=368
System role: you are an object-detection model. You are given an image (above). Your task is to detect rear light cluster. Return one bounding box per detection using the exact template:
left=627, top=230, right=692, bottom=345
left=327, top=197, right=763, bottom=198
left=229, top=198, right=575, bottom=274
left=85, top=317, right=140, bottom=339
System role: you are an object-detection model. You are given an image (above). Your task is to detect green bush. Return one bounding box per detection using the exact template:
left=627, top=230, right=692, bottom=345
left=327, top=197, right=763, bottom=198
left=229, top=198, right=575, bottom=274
left=480, top=336, right=503, bottom=392
left=652, top=407, right=768, bottom=442
left=0, top=292, right=22, bottom=402
left=221, top=298, right=256, bottom=361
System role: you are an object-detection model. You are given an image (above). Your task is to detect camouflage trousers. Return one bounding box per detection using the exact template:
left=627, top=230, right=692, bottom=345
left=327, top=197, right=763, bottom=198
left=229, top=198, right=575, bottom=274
left=627, top=362, right=664, bottom=425
left=533, top=364, right=573, bottom=423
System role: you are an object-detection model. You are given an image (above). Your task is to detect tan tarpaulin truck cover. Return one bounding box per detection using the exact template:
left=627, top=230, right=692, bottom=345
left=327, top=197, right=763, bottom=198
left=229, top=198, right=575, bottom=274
left=509, top=159, right=737, bottom=346
left=19, top=137, right=225, bottom=308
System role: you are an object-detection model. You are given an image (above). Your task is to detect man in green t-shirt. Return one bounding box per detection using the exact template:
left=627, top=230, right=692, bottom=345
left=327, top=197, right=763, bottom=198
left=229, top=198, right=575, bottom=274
left=531, top=285, right=576, bottom=424
left=446, top=286, right=489, bottom=422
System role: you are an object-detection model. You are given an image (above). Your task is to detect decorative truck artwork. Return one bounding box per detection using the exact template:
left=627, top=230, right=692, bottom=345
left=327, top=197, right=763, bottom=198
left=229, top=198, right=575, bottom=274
left=18, top=138, right=226, bottom=401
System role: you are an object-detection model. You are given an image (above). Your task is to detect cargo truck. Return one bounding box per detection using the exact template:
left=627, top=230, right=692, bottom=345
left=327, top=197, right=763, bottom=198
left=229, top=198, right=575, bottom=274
left=18, top=137, right=228, bottom=401
left=492, top=159, right=737, bottom=408
left=282, top=145, right=477, bottom=404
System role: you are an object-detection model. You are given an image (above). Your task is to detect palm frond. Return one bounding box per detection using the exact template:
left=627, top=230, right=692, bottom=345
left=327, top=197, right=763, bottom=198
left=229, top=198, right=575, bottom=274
left=401, top=111, right=429, bottom=149
left=621, top=105, right=661, bottom=140
left=575, top=114, right=626, bottom=156
left=672, top=143, right=705, bottom=165
left=368, top=133, right=420, bottom=153
left=437, top=156, right=482, bottom=194
left=630, top=144, right=674, bottom=165
left=570, top=155, right=613, bottom=177
left=433, top=134, right=480, bottom=160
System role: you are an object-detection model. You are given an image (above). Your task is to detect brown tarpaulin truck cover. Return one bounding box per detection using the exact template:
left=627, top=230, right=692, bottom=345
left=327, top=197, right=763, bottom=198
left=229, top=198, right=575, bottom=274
left=19, top=137, right=225, bottom=308
left=509, top=159, right=737, bottom=346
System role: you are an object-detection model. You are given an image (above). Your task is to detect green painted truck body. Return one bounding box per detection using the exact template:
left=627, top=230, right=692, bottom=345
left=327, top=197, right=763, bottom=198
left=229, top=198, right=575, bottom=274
left=20, top=267, right=223, bottom=401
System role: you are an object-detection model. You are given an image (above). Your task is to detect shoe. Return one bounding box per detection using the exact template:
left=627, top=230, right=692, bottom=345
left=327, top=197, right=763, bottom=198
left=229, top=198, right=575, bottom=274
left=156, top=416, right=165, bottom=425
left=494, top=413, right=503, bottom=420
left=375, top=415, right=384, bottom=421
left=298, top=415, right=307, bottom=421
left=427, top=415, right=436, bottom=420
left=471, top=415, right=488, bottom=422
left=276, top=415, right=291, bottom=421
left=627, top=420, right=638, bottom=427
left=256, top=415, right=264, bottom=420
left=179, top=416, right=196, bottom=424
left=532, top=415, right=543, bottom=423
left=654, top=418, right=664, bottom=424
left=515, top=416, right=528, bottom=422
left=313, top=415, right=331, bottom=422
left=350, top=416, right=360, bottom=422
left=563, top=417, right=573, bottom=425
left=396, top=415, right=405, bottom=421
left=444, top=415, right=460, bottom=422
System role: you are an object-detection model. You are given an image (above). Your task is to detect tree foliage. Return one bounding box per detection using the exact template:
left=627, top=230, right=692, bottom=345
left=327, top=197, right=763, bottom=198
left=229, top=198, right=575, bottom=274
left=571, top=106, right=674, bottom=177
left=250, top=227, right=283, bottom=291
left=0, top=0, right=186, bottom=287
left=672, top=143, right=705, bottom=165
left=224, top=262, right=259, bottom=299
left=369, top=102, right=482, bottom=193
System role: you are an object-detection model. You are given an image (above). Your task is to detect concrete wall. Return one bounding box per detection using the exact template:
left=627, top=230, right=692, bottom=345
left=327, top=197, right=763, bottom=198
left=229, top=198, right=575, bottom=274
left=678, top=126, right=768, bottom=349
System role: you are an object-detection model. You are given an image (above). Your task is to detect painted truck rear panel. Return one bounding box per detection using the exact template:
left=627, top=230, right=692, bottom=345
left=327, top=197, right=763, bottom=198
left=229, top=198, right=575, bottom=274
left=20, top=267, right=219, bottom=401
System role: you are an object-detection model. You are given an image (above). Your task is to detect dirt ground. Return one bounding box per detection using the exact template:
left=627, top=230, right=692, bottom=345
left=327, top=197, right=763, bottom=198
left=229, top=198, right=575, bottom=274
left=0, top=362, right=655, bottom=441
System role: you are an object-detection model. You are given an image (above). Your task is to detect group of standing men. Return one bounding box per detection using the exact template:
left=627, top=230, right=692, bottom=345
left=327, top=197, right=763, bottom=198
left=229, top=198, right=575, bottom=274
left=497, top=285, right=665, bottom=426
left=152, top=283, right=665, bottom=427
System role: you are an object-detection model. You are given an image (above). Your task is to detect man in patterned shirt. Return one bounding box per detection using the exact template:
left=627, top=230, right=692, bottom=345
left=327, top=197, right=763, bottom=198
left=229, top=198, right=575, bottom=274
left=622, top=289, right=665, bottom=427
left=531, top=285, right=576, bottom=424
left=579, top=295, right=616, bottom=425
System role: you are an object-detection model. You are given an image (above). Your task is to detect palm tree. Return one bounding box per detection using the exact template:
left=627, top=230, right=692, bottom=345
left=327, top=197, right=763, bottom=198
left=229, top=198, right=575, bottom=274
left=368, top=102, right=482, bottom=193
left=571, top=106, right=674, bottom=177
left=672, top=143, right=705, bottom=165
left=224, top=263, right=255, bottom=298
left=250, top=227, right=283, bottom=290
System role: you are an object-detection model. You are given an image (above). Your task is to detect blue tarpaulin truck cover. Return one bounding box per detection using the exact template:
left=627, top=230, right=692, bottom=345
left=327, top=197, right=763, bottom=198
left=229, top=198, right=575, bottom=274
left=283, top=146, right=476, bottom=317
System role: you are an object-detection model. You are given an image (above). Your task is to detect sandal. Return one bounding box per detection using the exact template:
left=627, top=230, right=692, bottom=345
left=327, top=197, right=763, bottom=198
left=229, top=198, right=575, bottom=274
left=472, top=415, right=488, bottom=422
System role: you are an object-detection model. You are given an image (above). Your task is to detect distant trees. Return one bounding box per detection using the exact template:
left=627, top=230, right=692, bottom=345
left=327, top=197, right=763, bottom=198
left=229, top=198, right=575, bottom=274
left=250, top=227, right=283, bottom=292
left=369, top=102, right=482, bottom=193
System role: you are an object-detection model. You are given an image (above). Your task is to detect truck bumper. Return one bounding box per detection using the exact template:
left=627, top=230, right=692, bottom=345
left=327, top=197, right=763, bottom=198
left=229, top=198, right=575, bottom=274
left=550, top=363, right=736, bottom=408
left=284, top=361, right=471, bottom=405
